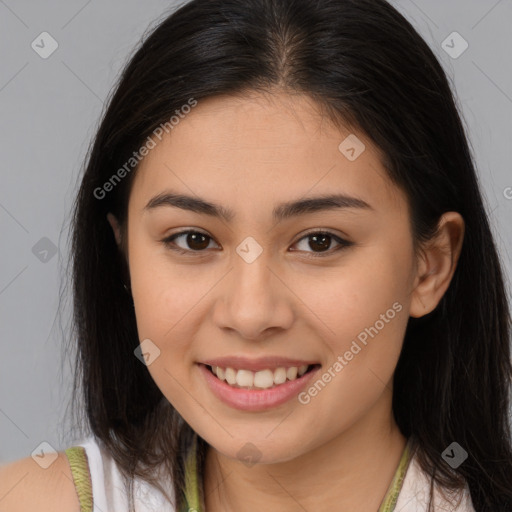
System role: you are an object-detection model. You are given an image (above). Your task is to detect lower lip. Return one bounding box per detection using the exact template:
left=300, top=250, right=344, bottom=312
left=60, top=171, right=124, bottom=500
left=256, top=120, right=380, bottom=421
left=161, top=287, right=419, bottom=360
left=198, top=363, right=321, bottom=412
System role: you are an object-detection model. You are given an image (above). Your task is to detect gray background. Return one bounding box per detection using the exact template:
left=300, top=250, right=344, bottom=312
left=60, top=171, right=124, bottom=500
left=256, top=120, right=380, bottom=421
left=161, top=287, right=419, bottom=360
left=1, top=0, right=511, bottom=463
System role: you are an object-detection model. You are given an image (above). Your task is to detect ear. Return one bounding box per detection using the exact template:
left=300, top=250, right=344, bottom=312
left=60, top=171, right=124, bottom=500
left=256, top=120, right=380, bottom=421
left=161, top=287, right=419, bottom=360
left=409, top=212, right=465, bottom=318
left=107, top=212, right=122, bottom=247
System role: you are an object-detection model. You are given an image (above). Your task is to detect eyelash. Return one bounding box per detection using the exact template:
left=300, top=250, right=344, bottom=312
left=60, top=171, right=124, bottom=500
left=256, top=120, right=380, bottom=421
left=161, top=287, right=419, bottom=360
left=160, top=229, right=353, bottom=259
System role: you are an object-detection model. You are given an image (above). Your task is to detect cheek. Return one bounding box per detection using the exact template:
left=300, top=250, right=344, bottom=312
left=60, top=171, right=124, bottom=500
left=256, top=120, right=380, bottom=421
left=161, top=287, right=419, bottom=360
left=127, top=239, right=207, bottom=410
left=128, top=231, right=204, bottom=337
left=291, top=257, right=408, bottom=433
left=293, top=246, right=411, bottom=383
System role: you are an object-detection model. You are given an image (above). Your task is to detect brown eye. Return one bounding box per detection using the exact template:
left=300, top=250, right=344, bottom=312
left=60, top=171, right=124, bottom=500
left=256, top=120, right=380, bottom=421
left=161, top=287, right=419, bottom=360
left=306, top=233, right=332, bottom=252
left=291, top=231, right=353, bottom=258
left=162, top=230, right=217, bottom=254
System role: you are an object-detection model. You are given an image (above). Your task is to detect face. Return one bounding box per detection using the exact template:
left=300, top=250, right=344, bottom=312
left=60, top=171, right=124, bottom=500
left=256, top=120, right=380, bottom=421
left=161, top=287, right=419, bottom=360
left=111, top=90, right=419, bottom=464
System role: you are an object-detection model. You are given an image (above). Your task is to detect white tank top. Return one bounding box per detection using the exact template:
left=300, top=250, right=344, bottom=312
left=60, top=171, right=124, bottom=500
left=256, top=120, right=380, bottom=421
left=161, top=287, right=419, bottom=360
left=72, top=436, right=178, bottom=512
left=66, top=435, right=475, bottom=511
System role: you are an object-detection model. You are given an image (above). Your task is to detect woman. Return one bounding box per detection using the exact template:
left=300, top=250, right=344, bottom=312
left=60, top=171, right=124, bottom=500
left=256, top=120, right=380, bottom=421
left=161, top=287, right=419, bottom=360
left=1, top=0, right=511, bottom=510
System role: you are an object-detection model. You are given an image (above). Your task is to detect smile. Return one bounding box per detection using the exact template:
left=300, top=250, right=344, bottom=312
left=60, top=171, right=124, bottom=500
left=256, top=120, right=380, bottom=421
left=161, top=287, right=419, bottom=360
left=208, top=364, right=314, bottom=389
left=198, top=362, right=321, bottom=411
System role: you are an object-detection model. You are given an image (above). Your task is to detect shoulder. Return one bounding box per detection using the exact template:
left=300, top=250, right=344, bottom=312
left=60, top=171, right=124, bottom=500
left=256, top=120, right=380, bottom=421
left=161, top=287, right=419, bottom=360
left=0, top=451, right=81, bottom=512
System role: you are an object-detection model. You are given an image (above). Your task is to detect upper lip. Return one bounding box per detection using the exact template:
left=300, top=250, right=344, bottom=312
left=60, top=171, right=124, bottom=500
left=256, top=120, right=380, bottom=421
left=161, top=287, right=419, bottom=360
left=200, top=356, right=319, bottom=372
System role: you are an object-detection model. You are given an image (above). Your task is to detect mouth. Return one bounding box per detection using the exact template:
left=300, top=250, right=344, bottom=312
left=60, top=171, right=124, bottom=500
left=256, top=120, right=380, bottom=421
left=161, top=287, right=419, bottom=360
left=198, top=361, right=322, bottom=411
left=203, top=363, right=321, bottom=390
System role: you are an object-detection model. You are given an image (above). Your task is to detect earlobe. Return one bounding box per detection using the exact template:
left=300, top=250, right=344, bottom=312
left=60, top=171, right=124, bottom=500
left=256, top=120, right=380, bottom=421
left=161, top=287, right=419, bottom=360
left=409, top=212, right=465, bottom=318
left=107, top=212, right=122, bottom=247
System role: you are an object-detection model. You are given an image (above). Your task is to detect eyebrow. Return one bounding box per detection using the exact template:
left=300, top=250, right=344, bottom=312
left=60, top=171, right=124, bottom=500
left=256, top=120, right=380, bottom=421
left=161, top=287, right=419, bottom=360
left=144, top=190, right=373, bottom=223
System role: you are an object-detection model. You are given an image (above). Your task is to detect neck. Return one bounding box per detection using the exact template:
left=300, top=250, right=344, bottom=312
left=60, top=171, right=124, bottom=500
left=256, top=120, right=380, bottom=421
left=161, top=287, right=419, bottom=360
left=202, top=392, right=408, bottom=512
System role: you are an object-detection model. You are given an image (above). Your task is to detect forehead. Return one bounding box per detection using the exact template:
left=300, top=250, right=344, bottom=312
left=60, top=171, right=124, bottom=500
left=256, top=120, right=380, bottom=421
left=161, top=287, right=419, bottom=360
left=129, top=91, right=408, bottom=219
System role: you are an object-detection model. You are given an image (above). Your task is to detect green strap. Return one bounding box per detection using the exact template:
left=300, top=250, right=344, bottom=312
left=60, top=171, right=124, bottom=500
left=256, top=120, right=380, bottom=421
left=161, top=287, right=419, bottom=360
left=182, top=435, right=202, bottom=511
left=378, top=439, right=413, bottom=512
left=64, top=446, right=93, bottom=512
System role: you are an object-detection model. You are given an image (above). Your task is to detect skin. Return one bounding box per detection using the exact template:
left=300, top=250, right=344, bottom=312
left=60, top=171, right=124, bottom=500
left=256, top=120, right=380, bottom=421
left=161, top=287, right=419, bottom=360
left=108, top=90, right=464, bottom=511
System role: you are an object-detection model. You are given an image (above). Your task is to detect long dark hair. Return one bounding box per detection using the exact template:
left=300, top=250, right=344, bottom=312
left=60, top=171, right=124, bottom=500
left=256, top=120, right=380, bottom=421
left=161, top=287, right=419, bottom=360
left=66, top=0, right=512, bottom=510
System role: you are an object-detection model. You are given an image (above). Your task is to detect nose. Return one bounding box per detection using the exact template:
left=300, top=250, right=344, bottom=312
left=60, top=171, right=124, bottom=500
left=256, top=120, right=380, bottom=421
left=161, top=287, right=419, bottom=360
left=211, top=249, right=294, bottom=341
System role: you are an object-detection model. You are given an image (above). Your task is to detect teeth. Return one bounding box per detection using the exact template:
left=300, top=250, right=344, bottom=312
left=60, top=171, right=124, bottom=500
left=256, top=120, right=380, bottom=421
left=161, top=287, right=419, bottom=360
left=225, top=367, right=237, bottom=385
left=273, top=367, right=287, bottom=385
left=253, top=369, right=274, bottom=389
left=286, top=366, right=298, bottom=380
left=236, top=369, right=254, bottom=387
left=210, top=364, right=313, bottom=389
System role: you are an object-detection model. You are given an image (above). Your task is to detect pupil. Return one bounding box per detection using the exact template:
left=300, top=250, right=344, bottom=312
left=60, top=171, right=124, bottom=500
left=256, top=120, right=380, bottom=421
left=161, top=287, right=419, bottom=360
left=310, top=234, right=330, bottom=252
left=188, top=233, right=209, bottom=250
